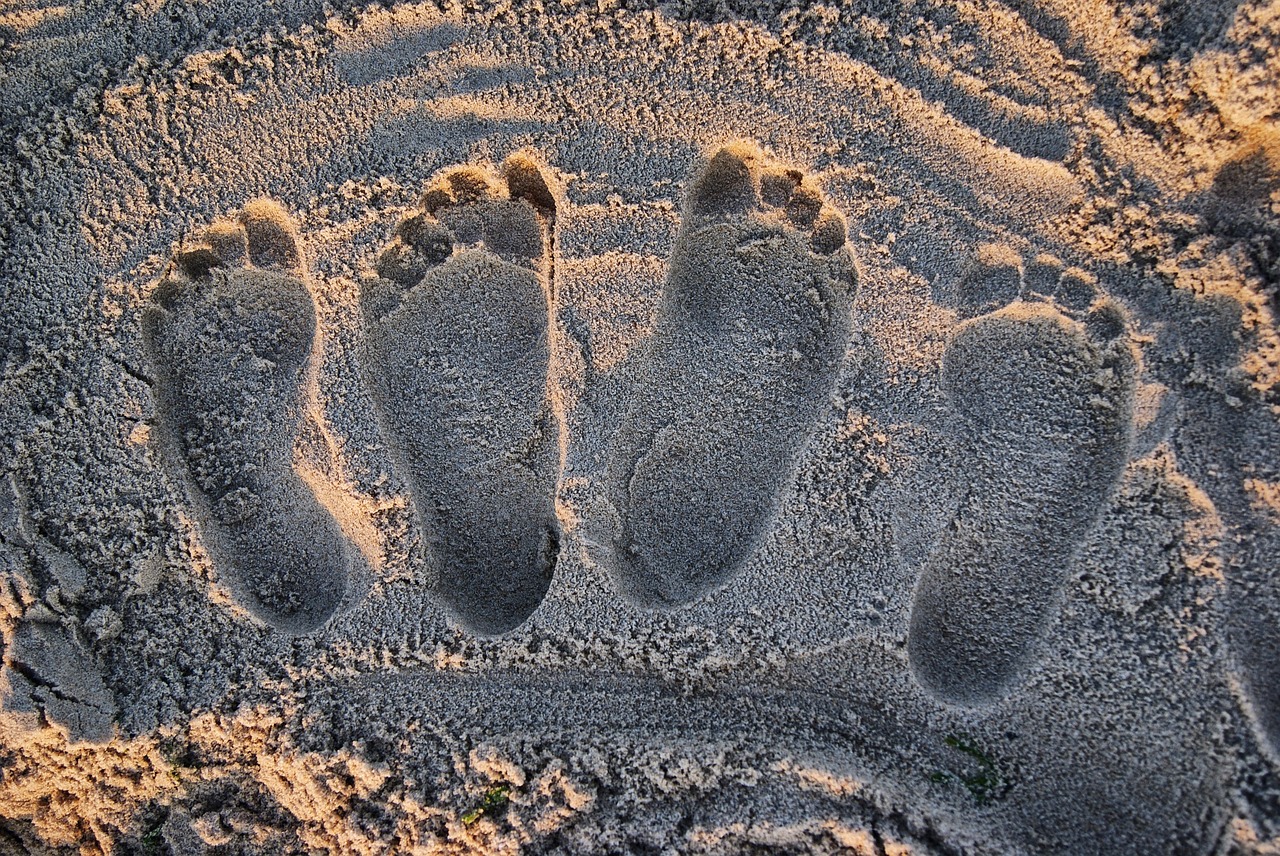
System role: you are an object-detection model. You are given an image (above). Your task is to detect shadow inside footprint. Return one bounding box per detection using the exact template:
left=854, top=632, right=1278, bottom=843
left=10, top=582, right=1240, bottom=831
left=360, top=154, right=560, bottom=636
left=142, top=201, right=350, bottom=633
left=605, top=141, right=858, bottom=608
left=907, top=252, right=1138, bottom=705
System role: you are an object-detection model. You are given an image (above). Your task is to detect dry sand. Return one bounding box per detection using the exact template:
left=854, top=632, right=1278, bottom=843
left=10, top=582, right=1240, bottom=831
left=1, top=0, right=1279, bottom=852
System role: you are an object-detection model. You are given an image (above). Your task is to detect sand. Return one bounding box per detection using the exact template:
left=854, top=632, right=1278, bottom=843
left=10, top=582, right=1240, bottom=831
left=0, top=0, right=1278, bottom=853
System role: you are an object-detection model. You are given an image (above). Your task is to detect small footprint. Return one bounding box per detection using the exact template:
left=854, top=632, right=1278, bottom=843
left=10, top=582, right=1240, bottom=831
left=907, top=249, right=1138, bottom=705
left=606, top=142, right=857, bottom=607
left=142, top=201, right=349, bottom=633
left=360, top=154, right=561, bottom=636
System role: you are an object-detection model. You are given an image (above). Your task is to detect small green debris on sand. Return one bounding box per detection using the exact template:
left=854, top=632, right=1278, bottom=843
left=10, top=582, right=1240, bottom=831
left=140, top=820, right=165, bottom=853
left=930, top=734, right=1008, bottom=805
left=462, top=783, right=512, bottom=826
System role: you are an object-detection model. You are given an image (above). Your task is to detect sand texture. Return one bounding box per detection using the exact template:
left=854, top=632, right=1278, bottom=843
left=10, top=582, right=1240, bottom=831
left=1, top=0, right=1279, bottom=853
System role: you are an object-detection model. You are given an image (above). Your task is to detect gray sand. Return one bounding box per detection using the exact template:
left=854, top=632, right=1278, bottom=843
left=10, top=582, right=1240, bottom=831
left=1, top=1, right=1278, bottom=853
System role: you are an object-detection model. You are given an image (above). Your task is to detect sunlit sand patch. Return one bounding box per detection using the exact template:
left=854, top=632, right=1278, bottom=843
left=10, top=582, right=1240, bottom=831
left=0, top=2, right=69, bottom=31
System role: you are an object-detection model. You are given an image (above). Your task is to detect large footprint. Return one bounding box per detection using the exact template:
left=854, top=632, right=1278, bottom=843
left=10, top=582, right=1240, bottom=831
left=907, top=251, right=1138, bottom=705
left=606, top=142, right=857, bottom=607
left=142, top=201, right=349, bottom=633
left=360, top=155, right=561, bottom=636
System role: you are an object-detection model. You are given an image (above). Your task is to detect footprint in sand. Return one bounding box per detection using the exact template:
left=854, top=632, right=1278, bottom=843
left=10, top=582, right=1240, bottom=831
left=907, top=249, right=1138, bottom=705
left=606, top=142, right=858, bottom=607
left=142, top=201, right=349, bottom=633
left=360, top=154, right=561, bottom=636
